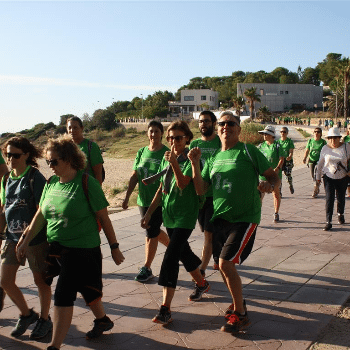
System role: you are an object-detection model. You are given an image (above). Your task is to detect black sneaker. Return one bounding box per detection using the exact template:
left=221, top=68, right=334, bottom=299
left=221, top=311, right=251, bottom=333
left=30, top=316, right=53, bottom=339
left=86, top=315, right=114, bottom=339
left=11, top=308, right=39, bottom=338
left=225, top=299, right=247, bottom=319
left=289, top=185, right=294, bottom=194
left=0, top=286, right=5, bottom=312
left=338, top=214, right=345, bottom=224
left=152, top=305, right=172, bottom=325
left=273, top=213, right=279, bottom=223
left=323, top=223, right=332, bottom=231
left=188, top=280, right=210, bottom=301
left=46, top=347, right=59, bottom=350
left=135, top=266, right=154, bottom=282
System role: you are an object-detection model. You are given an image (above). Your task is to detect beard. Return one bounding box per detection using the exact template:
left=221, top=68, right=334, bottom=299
left=201, top=125, right=214, bottom=137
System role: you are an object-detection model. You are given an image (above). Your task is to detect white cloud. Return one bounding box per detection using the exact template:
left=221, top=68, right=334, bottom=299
left=0, top=75, right=177, bottom=92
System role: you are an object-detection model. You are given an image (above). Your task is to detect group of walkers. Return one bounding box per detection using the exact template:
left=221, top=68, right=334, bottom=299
left=1, top=112, right=350, bottom=348
left=0, top=117, right=124, bottom=350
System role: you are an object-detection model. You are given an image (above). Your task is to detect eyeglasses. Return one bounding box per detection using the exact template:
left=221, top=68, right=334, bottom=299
left=314, top=131, right=321, bottom=133
left=46, top=158, right=60, bottom=167
left=198, top=119, right=212, bottom=124
left=217, top=121, right=238, bottom=127
left=5, top=152, right=25, bottom=159
left=166, top=135, right=186, bottom=142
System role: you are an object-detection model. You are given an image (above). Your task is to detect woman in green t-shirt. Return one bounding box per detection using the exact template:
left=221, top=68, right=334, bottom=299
left=16, top=135, right=124, bottom=350
left=0, top=137, right=50, bottom=339
left=141, top=121, right=209, bottom=325
left=122, top=120, right=169, bottom=283
left=303, top=127, right=327, bottom=197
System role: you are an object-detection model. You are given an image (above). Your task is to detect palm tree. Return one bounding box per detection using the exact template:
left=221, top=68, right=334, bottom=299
left=258, top=106, right=271, bottom=122
left=244, top=87, right=261, bottom=119
left=232, top=96, right=245, bottom=117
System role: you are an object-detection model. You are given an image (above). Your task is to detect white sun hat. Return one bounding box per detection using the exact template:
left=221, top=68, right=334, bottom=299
left=258, top=125, right=276, bottom=137
left=326, top=127, right=342, bottom=138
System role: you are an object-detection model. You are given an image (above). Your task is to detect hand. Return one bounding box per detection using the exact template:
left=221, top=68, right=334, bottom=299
left=141, top=213, right=151, bottom=229
left=273, top=167, right=280, bottom=174
left=122, top=198, right=128, bottom=210
left=303, top=157, right=307, bottom=164
left=188, top=147, right=202, bottom=165
left=286, top=156, right=292, bottom=161
left=258, top=181, right=274, bottom=194
left=16, top=236, right=28, bottom=262
left=111, top=248, right=125, bottom=265
left=164, top=145, right=177, bottom=165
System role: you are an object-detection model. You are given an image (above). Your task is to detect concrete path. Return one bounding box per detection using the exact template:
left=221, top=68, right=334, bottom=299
left=1, top=130, right=350, bottom=349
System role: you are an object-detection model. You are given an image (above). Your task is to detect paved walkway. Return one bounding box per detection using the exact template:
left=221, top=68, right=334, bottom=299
left=1, top=128, right=350, bottom=349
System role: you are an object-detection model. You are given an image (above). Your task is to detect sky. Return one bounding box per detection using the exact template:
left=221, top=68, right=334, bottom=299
left=0, top=0, right=350, bottom=134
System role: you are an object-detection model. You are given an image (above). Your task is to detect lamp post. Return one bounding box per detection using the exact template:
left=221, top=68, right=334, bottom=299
left=141, top=94, right=144, bottom=120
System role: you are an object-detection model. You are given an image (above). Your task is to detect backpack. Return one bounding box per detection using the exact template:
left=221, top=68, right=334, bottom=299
left=87, top=140, right=105, bottom=183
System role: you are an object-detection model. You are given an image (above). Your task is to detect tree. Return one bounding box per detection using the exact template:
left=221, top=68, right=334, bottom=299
left=258, top=106, right=271, bottom=122
left=91, top=109, right=117, bottom=130
left=59, top=114, right=76, bottom=126
left=244, top=87, right=261, bottom=119
left=300, top=67, right=320, bottom=85
left=317, top=53, right=342, bottom=86
left=232, top=96, right=245, bottom=117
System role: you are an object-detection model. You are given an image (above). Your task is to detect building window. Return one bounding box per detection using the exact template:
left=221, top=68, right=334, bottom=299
left=189, top=106, right=195, bottom=112
left=280, top=91, right=284, bottom=95
left=201, top=95, right=206, bottom=101
left=260, top=89, right=264, bottom=96
left=184, top=96, right=194, bottom=101
left=285, top=91, right=289, bottom=94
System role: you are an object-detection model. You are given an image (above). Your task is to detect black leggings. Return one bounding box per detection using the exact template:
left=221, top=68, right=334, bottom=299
left=323, top=175, right=348, bottom=223
left=158, top=227, right=201, bottom=289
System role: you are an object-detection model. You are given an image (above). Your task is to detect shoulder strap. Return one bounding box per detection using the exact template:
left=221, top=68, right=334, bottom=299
left=244, top=144, right=259, bottom=180
left=27, top=167, right=38, bottom=195
left=82, top=172, right=94, bottom=213
left=87, top=139, right=93, bottom=170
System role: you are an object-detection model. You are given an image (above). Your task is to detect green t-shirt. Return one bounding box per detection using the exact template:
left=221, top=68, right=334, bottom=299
left=306, top=138, right=327, bottom=163
left=160, top=158, right=199, bottom=229
left=277, top=138, right=295, bottom=159
left=190, top=135, right=221, bottom=197
left=133, top=145, right=169, bottom=207
left=343, top=135, right=350, bottom=143
left=202, top=142, right=270, bottom=225
left=78, top=139, right=104, bottom=178
left=0, top=152, right=4, bottom=165
left=39, top=171, right=108, bottom=248
left=258, top=141, right=283, bottom=180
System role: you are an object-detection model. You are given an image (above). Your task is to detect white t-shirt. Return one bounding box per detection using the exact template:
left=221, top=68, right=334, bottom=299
left=316, top=143, right=350, bottom=180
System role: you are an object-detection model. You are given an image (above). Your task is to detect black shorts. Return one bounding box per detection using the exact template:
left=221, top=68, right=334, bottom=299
left=139, top=206, right=163, bottom=238
left=198, top=197, right=215, bottom=233
left=53, top=245, right=103, bottom=307
left=214, top=220, right=257, bottom=264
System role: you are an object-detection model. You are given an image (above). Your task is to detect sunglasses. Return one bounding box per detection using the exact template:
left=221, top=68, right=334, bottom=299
left=5, top=152, right=25, bottom=159
left=198, top=119, right=212, bottom=124
left=46, top=158, right=60, bottom=167
left=280, top=131, right=287, bottom=134
left=314, top=131, right=321, bottom=133
left=167, top=135, right=186, bottom=142
left=217, top=121, right=238, bottom=127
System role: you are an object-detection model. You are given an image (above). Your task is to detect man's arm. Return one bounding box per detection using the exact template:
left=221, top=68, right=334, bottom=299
left=122, top=171, right=138, bottom=210
left=258, top=168, right=281, bottom=193
left=188, top=147, right=209, bottom=196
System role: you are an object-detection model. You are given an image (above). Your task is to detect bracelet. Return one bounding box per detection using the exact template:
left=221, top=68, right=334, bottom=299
left=110, top=242, right=119, bottom=250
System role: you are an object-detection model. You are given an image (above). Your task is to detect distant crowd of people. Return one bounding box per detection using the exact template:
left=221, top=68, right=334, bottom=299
left=1, top=113, right=350, bottom=348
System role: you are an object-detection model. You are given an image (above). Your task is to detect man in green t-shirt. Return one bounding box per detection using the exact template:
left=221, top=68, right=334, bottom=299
left=303, top=127, right=327, bottom=197
left=189, top=111, right=280, bottom=334
left=190, top=111, right=221, bottom=275
left=258, top=125, right=284, bottom=222
left=277, top=127, right=295, bottom=195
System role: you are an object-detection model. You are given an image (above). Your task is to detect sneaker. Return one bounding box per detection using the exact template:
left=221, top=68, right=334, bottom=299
left=273, top=213, right=279, bottom=223
left=46, top=346, right=59, bottom=350
left=152, top=305, right=173, bottom=325
left=30, top=316, right=53, bottom=339
left=0, top=286, right=5, bottom=312
left=323, top=223, right=332, bottom=231
left=225, top=299, right=247, bottom=320
left=188, top=280, right=210, bottom=301
left=289, top=185, right=294, bottom=194
left=213, top=263, right=219, bottom=270
left=338, top=214, right=345, bottom=224
left=11, top=308, right=39, bottom=337
left=221, top=311, right=251, bottom=333
left=135, top=266, right=154, bottom=282
left=86, top=315, right=114, bottom=339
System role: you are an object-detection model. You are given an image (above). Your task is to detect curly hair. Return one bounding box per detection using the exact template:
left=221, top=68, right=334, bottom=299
left=2, top=136, right=42, bottom=168
left=166, top=120, right=193, bottom=145
left=44, top=134, right=86, bottom=171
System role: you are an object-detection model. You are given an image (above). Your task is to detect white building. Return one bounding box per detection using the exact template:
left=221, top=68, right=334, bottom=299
left=237, top=83, right=323, bottom=114
left=168, top=88, right=219, bottom=117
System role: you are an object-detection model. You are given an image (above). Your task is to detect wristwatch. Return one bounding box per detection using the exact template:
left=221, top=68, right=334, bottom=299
left=110, top=242, right=119, bottom=250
